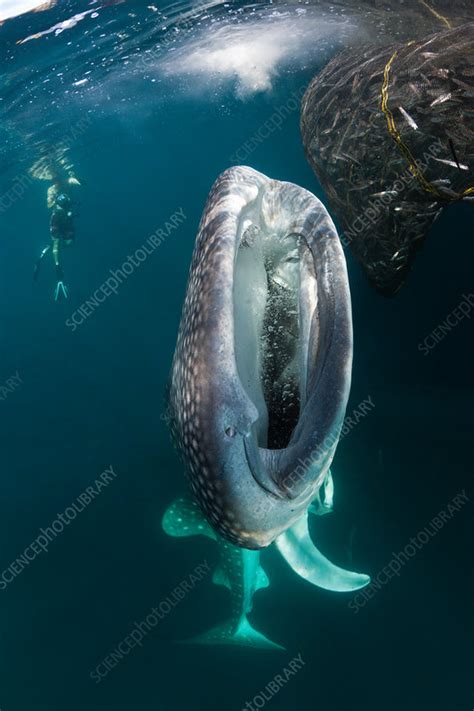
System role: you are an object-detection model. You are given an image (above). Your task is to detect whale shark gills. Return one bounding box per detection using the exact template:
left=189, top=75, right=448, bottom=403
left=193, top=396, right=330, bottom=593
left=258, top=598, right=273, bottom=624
left=162, top=481, right=370, bottom=649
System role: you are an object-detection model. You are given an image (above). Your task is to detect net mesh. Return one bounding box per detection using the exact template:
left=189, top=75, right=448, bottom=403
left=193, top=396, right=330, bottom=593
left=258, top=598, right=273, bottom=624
left=301, top=23, right=474, bottom=295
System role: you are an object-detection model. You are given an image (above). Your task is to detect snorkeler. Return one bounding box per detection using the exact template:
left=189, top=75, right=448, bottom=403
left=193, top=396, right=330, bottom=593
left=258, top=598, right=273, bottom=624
left=34, top=180, right=79, bottom=301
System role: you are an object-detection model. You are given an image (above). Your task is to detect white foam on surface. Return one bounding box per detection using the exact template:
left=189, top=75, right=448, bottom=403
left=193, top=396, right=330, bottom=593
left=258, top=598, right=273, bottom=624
left=0, top=0, right=56, bottom=23
left=159, top=11, right=357, bottom=98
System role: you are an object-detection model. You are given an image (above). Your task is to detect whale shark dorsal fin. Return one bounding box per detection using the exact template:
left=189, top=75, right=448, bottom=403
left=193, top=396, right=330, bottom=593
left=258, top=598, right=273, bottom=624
left=275, top=512, right=370, bottom=592
left=212, top=567, right=231, bottom=589
left=255, top=565, right=270, bottom=592
left=162, top=496, right=216, bottom=540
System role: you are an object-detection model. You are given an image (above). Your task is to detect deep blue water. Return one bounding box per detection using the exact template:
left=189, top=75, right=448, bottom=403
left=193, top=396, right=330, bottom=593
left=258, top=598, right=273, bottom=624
left=0, top=2, right=472, bottom=710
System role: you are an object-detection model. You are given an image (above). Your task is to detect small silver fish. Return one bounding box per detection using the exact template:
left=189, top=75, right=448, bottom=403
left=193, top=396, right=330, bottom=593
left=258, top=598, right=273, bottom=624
left=398, top=106, right=418, bottom=130
left=433, top=157, right=469, bottom=171
left=430, top=93, right=452, bottom=107
left=371, top=190, right=398, bottom=198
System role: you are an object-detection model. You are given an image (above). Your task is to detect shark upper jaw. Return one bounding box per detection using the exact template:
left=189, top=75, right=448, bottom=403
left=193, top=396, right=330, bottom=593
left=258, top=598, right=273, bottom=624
left=170, top=166, right=352, bottom=549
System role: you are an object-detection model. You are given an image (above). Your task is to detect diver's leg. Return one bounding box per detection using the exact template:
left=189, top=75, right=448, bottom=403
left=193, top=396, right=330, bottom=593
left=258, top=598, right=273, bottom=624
left=51, top=239, right=68, bottom=300
left=52, top=238, right=60, bottom=268
left=33, top=245, right=50, bottom=281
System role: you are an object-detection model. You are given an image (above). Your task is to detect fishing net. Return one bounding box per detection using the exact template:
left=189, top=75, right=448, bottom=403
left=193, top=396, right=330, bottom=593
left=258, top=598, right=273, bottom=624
left=301, top=23, right=474, bottom=295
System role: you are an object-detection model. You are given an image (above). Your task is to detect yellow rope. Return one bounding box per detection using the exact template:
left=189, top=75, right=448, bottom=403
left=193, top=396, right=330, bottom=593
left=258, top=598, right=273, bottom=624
left=380, top=44, right=474, bottom=202
left=417, top=0, right=452, bottom=29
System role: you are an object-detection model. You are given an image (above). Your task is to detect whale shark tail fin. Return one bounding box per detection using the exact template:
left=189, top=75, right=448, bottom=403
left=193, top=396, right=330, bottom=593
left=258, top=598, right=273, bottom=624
left=182, top=614, right=285, bottom=651
left=162, top=496, right=215, bottom=540
left=276, top=512, right=370, bottom=593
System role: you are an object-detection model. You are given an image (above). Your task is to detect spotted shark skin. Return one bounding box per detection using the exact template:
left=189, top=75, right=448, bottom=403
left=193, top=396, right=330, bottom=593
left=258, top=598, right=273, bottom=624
left=168, top=166, right=353, bottom=549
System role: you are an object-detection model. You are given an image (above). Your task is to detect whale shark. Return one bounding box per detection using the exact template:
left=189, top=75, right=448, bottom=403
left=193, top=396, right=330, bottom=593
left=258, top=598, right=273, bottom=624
left=164, top=167, right=369, bottom=647
left=168, top=166, right=356, bottom=550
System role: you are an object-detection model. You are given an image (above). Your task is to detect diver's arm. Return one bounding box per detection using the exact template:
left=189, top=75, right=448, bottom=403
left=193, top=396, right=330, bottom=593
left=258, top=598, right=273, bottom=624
left=47, top=185, right=57, bottom=209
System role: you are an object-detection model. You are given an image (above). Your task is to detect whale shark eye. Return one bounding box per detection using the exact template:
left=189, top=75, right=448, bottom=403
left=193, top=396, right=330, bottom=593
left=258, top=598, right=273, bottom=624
left=225, top=426, right=236, bottom=438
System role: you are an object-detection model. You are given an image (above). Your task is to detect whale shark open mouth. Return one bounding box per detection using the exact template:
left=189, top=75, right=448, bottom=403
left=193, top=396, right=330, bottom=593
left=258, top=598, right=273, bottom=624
left=228, top=168, right=352, bottom=504
left=169, top=166, right=353, bottom=546
left=234, top=217, right=322, bottom=501
left=234, top=226, right=314, bottom=451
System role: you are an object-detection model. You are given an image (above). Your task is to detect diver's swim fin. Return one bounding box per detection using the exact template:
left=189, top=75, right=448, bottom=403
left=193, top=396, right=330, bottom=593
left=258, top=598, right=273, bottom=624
left=54, top=281, right=69, bottom=301
left=275, top=513, right=370, bottom=592
left=181, top=614, right=285, bottom=651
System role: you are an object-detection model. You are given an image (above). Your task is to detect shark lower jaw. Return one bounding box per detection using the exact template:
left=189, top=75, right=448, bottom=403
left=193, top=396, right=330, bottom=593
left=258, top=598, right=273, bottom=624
left=171, top=167, right=352, bottom=546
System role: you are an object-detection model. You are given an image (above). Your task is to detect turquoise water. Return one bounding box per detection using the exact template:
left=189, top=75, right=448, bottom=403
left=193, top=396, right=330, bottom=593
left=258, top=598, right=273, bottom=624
left=0, top=2, right=472, bottom=710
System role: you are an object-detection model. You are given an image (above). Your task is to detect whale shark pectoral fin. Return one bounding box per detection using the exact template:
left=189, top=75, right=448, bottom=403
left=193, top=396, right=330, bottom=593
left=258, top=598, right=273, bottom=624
left=180, top=615, right=285, bottom=651
left=162, top=496, right=216, bottom=540
left=275, top=514, right=370, bottom=593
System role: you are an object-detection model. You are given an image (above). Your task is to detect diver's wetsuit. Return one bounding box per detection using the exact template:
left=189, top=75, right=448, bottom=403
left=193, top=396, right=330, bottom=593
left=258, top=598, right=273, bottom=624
left=34, top=190, right=75, bottom=300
